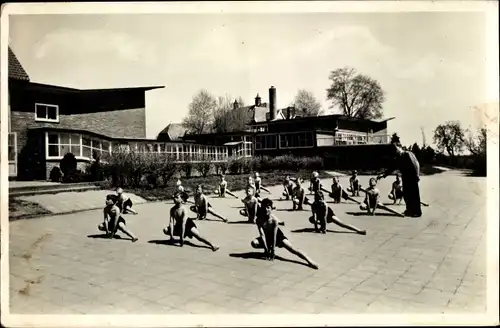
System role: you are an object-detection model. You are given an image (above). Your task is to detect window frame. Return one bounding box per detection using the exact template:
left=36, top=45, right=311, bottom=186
left=255, top=133, right=278, bottom=150
left=8, top=132, right=17, bottom=176
left=278, top=131, right=314, bottom=149
left=35, top=103, right=60, bottom=123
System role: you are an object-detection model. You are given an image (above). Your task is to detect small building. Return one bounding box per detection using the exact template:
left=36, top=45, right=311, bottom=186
left=7, top=47, right=229, bottom=181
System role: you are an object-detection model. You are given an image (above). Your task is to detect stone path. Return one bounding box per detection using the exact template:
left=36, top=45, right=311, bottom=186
left=8, top=172, right=488, bottom=315
left=17, top=191, right=147, bottom=215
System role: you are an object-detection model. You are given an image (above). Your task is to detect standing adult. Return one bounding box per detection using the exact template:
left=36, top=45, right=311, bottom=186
left=377, top=135, right=422, bottom=218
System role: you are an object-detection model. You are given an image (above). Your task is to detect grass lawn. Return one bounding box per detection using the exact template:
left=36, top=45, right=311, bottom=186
left=9, top=198, right=51, bottom=220
left=121, top=169, right=335, bottom=202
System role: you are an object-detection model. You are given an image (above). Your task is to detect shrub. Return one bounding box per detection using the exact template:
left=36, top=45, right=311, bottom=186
left=240, top=158, right=252, bottom=174
left=228, top=157, right=242, bottom=174
left=49, top=166, right=62, bottom=182
left=215, top=161, right=228, bottom=175
left=181, top=160, right=194, bottom=178
left=196, top=158, right=212, bottom=178
left=60, top=153, right=77, bottom=178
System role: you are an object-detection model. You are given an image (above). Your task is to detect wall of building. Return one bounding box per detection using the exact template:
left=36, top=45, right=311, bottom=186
left=45, top=160, right=89, bottom=181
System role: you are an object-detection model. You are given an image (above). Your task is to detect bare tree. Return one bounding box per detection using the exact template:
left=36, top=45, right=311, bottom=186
left=326, top=67, right=385, bottom=119
left=433, top=121, right=465, bottom=157
left=464, top=127, right=487, bottom=156
left=183, top=90, right=217, bottom=134
left=292, top=89, right=322, bottom=117
left=213, top=95, right=250, bottom=133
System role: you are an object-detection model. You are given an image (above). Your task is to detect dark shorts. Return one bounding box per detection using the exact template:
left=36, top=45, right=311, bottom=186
left=98, top=216, right=126, bottom=232
left=190, top=205, right=211, bottom=217
left=395, top=189, right=404, bottom=199
left=254, top=228, right=288, bottom=248
left=165, top=218, right=197, bottom=239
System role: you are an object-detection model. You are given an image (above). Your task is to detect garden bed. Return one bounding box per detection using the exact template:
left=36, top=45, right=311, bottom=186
left=9, top=198, right=51, bottom=220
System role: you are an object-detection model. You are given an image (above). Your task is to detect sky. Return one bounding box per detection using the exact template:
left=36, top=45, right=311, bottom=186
left=8, top=11, right=490, bottom=145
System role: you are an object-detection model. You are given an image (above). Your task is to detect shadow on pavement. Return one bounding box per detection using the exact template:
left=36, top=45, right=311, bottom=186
left=229, top=252, right=311, bottom=268
left=147, top=239, right=212, bottom=250
left=87, top=234, right=126, bottom=240
left=345, top=211, right=403, bottom=218
left=290, top=227, right=357, bottom=234
left=227, top=220, right=254, bottom=225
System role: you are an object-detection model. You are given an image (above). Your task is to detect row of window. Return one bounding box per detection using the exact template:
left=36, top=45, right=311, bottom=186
left=255, top=132, right=314, bottom=150
left=46, top=132, right=229, bottom=162
left=36, top=103, right=59, bottom=122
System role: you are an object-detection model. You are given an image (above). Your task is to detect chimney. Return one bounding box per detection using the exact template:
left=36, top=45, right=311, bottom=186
left=269, top=86, right=276, bottom=120
left=233, top=99, right=239, bottom=110
left=254, top=94, right=261, bottom=107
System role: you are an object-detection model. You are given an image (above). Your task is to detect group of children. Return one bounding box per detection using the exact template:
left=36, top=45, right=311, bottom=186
left=97, top=170, right=403, bottom=270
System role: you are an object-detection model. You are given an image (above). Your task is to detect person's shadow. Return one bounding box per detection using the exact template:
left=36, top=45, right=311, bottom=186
left=87, top=234, right=126, bottom=240
left=345, top=211, right=403, bottom=218
left=229, top=252, right=312, bottom=268
left=148, top=239, right=211, bottom=250
left=290, top=228, right=357, bottom=234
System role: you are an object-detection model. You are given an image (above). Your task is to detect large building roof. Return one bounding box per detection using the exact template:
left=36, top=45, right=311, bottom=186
left=8, top=47, right=30, bottom=81
left=157, top=123, right=187, bottom=141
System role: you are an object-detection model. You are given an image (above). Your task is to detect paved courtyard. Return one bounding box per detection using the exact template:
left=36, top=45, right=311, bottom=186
left=9, top=171, right=488, bottom=315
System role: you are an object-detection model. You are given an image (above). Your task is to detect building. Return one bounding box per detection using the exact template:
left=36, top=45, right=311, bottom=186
left=182, top=86, right=395, bottom=169
left=7, top=47, right=229, bottom=181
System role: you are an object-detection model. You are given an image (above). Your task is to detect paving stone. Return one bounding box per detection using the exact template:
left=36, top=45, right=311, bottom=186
left=8, top=172, right=488, bottom=314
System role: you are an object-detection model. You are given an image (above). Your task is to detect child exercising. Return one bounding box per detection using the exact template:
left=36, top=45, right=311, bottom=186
left=190, top=185, right=228, bottom=222
left=282, top=176, right=296, bottom=200
left=309, top=171, right=322, bottom=194
left=116, top=188, right=138, bottom=215
left=292, top=177, right=306, bottom=211
left=329, top=177, right=344, bottom=203
left=251, top=198, right=318, bottom=269
left=240, top=186, right=259, bottom=223
left=164, top=192, right=219, bottom=251
left=388, top=172, right=404, bottom=205
left=309, top=191, right=366, bottom=235
left=360, top=178, right=380, bottom=215
left=348, top=170, right=361, bottom=197
left=98, top=194, right=138, bottom=242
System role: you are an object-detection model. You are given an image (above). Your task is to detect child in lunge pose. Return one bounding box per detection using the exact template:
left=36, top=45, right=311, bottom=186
left=251, top=198, right=318, bottom=269
left=348, top=170, right=361, bottom=197
left=292, top=177, right=306, bottom=211
left=360, top=178, right=380, bottom=215
left=218, top=175, right=228, bottom=198
left=98, top=194, right=138, bottom=242
left=240, top=186, right=259, bottom=223
left=309, top=191, right=366, bottom=235
left=254, top=172, right=262, bottom=196
left=164, top=192, right=219, bottom=251
left=388, top=172, right=404, bottom=205
left=282, top=176, right=296, bottom=200
left=190, top=185, right=228, bottom=222
left=175, top=179, right=189, bottom=203
left=309, top=171, right=322, bottom=194
left=116, top=188, right=138, bottom=215
left=330, top=177, right=344, bottom=203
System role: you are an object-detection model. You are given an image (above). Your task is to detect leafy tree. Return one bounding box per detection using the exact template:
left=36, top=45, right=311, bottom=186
left=433, top=121, right=465, bottom=157
left=292, top=89, right=322, bottom=117
left=212, top=95, right=250, bottom=133
left=183, top=90, right=216, bottom=134
left=326, top=67, right=385, bottom=119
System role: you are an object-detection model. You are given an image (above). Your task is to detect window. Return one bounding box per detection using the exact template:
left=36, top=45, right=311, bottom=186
left=46, top=132, right=110, bottom=160
left=35, top=103, right=59, bottom=122
left=255, top=134, right=277, bottom=150
left=317, top=134, right=335, bottom=147
left=279, top=132, right=314, bottom=149
left=8, top=132, right=17, bottom=176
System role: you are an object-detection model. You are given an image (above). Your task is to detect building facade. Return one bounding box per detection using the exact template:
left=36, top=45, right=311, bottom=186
left=182, top=86, right=396, bottom=170
left=7, top=47, right=228, bottom=181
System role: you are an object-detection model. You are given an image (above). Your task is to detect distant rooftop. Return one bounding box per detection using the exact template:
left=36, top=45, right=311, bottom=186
left=8, top=47, right=30, bottom=81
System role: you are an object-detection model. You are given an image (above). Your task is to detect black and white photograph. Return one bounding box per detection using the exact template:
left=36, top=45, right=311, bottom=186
left=1, top=1, right=498, bottom=327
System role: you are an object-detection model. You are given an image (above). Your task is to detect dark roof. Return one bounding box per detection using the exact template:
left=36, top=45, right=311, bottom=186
left=8, top=47, right=30, bottom=81
left=158, top=123, right=187, bottom=141
left=247, top=114, right=388, bottom=126
left=20, top=82, right=164, bottom=94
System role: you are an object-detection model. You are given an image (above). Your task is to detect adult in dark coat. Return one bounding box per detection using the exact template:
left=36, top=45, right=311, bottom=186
left=377, top=136, right=422, bottom=218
